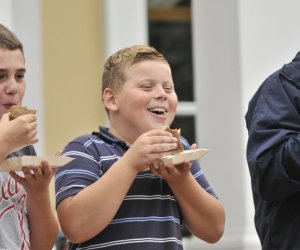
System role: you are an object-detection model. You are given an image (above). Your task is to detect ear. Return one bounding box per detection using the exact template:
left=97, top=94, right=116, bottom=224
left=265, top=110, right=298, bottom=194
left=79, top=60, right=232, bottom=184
left=103, top=88, right=119, bottom=112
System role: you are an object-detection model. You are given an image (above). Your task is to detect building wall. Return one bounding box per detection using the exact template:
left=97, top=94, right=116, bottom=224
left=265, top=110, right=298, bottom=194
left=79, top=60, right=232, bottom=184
left=41, top=0, right=105, bottom=217
left=42, top=0, right=105, bottom=156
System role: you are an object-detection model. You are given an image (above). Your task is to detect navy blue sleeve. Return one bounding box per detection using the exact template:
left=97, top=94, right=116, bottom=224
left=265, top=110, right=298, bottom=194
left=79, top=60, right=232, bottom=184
left=55, top=137, right=102, bottom=207
left=246, top=68, right=300, bottom=202
left=7, top=145, right=36, bottom=158
left=180, top=137, right=217, bottom=198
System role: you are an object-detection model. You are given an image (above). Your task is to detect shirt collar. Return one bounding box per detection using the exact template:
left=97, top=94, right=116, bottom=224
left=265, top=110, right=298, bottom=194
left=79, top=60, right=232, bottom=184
left=92, top=127, right=130, bottom=149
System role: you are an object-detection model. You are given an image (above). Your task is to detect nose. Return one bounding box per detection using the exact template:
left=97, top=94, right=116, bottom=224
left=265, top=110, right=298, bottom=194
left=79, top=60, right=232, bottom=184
left=154, top=85, right=167, bottom=100
left=5, top=78, right=18, bottom=96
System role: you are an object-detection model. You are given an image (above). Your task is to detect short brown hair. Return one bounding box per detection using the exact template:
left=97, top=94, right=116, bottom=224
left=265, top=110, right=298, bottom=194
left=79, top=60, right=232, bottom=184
left=0, top=24, right=23, bottom=54
left=101, top=45, right=168, bottom=95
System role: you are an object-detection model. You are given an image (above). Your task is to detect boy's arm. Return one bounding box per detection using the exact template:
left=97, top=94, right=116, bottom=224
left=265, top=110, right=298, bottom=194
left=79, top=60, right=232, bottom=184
left=27, top=186, right=59, bottom=250
left=10, top=161, right=59, bottom=250
left=151, top=143, right=225, bottom=243
left=166, top=169, right=225, bottom=243
left=56, top=129, right=178, bottom=244
left=57, top=156, right=139, bottom=243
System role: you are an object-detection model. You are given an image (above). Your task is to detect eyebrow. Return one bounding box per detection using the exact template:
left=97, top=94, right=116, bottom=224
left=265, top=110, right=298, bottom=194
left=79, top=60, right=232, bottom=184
left=16, top=68, right=26, bottom=73
left=0, top=68, right=26, bottom=73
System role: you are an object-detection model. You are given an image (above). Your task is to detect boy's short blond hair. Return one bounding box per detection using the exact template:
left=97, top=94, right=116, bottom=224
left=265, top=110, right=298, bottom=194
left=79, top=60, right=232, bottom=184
left=101, top=45, right=168, bottom=95
left=0, top=24, right=23, bottom=54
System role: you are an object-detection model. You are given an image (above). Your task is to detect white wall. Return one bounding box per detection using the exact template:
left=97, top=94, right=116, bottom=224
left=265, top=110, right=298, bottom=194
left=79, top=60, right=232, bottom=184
left=0, top=0, right=44, bottom=154
left=186, top=0, right=300, bottom=249
left=239, top=0, right=300, bottom=116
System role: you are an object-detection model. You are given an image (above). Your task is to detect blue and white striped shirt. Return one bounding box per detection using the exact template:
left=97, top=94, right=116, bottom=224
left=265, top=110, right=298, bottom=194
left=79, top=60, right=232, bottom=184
left=55, top=127, right=217, bottom=250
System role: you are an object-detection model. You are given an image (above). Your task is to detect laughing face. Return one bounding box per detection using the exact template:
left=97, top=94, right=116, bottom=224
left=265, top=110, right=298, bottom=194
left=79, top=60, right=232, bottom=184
left=108, top=60, right=178, bottom=143
left=0, top=48, right=26, bottom=118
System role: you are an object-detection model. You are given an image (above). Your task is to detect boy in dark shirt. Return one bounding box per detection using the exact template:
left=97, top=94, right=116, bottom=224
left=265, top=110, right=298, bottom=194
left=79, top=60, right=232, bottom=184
left=56, top=45, right=225, bottom=250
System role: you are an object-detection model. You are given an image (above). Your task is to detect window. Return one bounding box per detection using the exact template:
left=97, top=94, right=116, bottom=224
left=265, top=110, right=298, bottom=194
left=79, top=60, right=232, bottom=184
left=148, top=0, right=196, bottom=146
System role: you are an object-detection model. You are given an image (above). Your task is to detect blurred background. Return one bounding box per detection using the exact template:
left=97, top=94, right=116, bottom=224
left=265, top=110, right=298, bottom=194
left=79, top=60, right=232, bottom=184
left=1, top=0, right=300, bottom=249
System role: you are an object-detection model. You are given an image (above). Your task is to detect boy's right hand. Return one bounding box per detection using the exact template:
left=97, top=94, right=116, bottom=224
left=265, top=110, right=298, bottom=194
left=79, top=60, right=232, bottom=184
left=123, top=129, right=178, bottom=172
left=0, top=112, right=38, bottom=155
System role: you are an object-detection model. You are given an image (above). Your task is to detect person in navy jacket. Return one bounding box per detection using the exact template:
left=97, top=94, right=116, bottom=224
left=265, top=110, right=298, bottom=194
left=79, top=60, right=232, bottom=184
left=246, top=51, right=300, bottom=250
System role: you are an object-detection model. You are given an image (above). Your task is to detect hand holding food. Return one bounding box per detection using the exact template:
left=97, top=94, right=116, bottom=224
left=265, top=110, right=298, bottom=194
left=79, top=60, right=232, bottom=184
left=150, top=127, right=209, bottom=180
left=123, top=129, right=179, bottom=172
left=0, top=106, right=38, bottom=158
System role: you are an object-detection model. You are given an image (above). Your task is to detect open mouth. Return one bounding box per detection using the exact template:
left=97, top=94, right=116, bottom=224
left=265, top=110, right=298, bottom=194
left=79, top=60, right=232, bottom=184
left=148, top=107, right=168, bottom=115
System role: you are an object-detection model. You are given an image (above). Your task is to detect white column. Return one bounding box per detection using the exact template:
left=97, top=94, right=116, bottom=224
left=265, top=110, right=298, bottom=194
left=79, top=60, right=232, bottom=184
left=0, top=0, right=12, bottom=27
left=189, top=0, right=259, bottom=249
left=103, top=0, right=148, bottom=57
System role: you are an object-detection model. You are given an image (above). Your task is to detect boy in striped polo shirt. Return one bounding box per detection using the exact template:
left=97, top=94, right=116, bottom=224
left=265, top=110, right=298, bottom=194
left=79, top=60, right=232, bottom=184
left=55, top=45, right=225, bottom=250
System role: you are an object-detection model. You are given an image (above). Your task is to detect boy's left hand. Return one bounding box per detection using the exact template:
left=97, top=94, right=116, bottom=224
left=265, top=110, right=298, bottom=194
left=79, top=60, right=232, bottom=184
left=150, top=160, right=191, bottom=182
left=9, top=160, right=55, bottom=196
left=149, top=143, right=197, bottom=181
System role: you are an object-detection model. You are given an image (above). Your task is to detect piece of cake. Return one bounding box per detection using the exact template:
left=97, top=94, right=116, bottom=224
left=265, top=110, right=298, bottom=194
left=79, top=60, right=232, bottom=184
left=9, top=106, right=36, bottom=121
left=163, top=126, right=184, bottom=155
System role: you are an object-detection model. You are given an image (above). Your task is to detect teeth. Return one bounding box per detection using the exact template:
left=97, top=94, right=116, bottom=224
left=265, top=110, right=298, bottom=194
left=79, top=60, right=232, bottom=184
left=149, top=107, right=167, bottom=115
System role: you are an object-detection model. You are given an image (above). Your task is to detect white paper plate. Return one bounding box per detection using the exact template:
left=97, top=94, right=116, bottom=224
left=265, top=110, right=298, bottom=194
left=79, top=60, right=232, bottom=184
left=0, top=156, right=74, bottom=172
left=160, top=149, right=210, bottom=165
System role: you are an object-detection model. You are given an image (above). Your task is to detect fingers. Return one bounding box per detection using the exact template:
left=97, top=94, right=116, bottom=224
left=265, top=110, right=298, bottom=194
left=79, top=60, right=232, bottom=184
left=40, top=160, right=54, bottom=178
left=179, top=161, right=191, bottom=171
left=27, top=129, right=39, bottom=144
left=9, top=171, right=25, bottom=186
left=18, top=162, right=53, bottom=181
left=23, top=166, right=41, bottom=181
left=1, top=113, right=10, bottom=122
left=140, top=131, right=179, bottom=154
left=150, top=160, right=191, bottom=180
left=15, top=113, right=37, bottom=123
left=55, top=149, right=62, bottom=156
left=18, top=115, right=38, bottom=145
left=9, top=161, right=55, bottom=196
left=147, top=129, right=175, bottom=137
left=150, top=161, right=175, bottom=176
left=130, top=129, right=182, bottom=171
left=149, top=162, right=162, bottom=177
left=10, top=168, right=44, bottom=186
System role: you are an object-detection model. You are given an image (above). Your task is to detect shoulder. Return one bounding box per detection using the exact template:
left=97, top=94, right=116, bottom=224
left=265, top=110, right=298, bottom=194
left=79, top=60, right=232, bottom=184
left=62, top=133, right=112, bottom=160
left=70, top=134, right=99, bottom=143
left=6, top=145, right=36, bottom=158
left=65, top=134, right=105, bottom=148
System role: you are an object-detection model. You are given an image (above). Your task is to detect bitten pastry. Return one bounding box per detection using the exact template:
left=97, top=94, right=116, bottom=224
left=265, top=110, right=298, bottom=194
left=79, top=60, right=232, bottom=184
left=9, top=106, right=36, bottom=121
left=163, top=126, right=184, bottom=155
